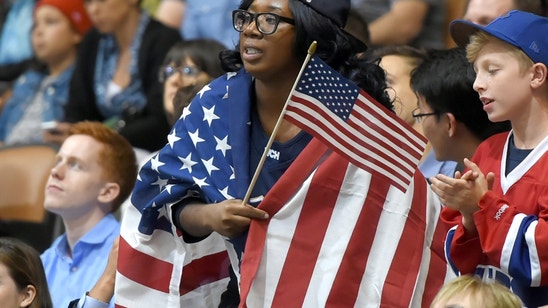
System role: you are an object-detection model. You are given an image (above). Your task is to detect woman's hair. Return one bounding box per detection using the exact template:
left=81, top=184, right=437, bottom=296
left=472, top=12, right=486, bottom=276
left=431, top=275, right=523, bottom=308
left=221, top=0, right=366, bottom=73
left=171, top=81, right=211, bottom=124
left=371, top=45, right=427, bottom=70
left=162, top=39, right=226, bottom=79
left=0, top=237, right=52, bottom=308
left=341, top=55, right=393, bottom=111
left=220, top=0, right=392, bottom=111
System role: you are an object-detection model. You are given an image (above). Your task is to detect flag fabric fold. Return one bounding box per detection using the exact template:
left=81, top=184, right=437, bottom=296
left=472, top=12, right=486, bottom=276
left=115, top=70, right=258, bottom=307
left=239, top=140, right=454, bottom=307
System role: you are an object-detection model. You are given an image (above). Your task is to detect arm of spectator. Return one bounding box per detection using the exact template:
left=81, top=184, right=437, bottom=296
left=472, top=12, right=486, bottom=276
left=368, top=0, right=429, bottom=45
left=155, top=0, right=186, bottom=29
left=178, top=199, right=269, bottom=239
left=88, top=237, right=118, bottom=304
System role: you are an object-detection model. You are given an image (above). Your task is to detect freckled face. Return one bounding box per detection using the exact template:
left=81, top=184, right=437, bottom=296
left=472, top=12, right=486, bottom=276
left=44, top=135, right=109, bottom=220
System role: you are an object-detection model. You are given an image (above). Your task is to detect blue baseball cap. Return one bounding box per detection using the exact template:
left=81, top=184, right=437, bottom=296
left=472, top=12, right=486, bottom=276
left=450, top=10, right=548, bottom=66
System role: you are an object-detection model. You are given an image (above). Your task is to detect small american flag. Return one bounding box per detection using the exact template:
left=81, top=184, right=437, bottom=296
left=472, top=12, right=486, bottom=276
left=285, top=56, right=427, bottom=192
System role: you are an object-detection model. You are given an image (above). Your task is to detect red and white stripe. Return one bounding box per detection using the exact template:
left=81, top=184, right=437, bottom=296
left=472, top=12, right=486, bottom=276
left=286, top=90, right=427, bottom=192
left=240, top=140, right=454, bottom=307
left=116, top=203, right=230, bottom=307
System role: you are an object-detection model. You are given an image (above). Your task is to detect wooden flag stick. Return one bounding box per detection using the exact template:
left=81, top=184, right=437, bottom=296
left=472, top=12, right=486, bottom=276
left=241, top=41, right=318, bottom=206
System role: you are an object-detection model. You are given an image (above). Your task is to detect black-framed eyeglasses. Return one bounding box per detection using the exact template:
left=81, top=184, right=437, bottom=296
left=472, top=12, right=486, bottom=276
left=411, top=108, right=437, bottom=122
left=158, top=65, right=201, bottom=82
left=232, top=9, right=295, bottom=35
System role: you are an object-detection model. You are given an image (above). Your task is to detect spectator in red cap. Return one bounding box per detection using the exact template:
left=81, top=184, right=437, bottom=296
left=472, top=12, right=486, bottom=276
left=0, top=0, right=92, bottom=147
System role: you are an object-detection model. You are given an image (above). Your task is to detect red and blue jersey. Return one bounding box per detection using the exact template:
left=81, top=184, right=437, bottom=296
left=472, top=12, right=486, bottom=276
left=442, top=131, right=548, bottom=307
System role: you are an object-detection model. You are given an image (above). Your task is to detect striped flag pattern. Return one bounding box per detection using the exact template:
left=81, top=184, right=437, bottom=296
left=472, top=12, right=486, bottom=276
left=239, top=140, right=455, bottom=307
left=115, top=202, right=230, bottom=307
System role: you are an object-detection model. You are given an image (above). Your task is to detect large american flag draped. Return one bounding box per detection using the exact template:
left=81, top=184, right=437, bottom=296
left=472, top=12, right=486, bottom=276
left=285, top=56, right=427, bottom=192
left=238, top=57, right=454, bottom=307
left=115, top=71, right=260, bottom=307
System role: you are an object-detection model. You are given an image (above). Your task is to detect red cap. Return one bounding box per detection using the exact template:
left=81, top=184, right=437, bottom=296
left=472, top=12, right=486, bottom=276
left=35, top=0, right=92, bottom=36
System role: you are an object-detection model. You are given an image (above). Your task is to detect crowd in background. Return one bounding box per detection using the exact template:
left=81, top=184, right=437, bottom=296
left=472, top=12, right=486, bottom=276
left=0, top=0, right=547, bottom=307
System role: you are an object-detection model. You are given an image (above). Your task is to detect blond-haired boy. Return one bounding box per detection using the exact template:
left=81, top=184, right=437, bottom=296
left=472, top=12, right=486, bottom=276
left=430, top=10, right=548, bottom=307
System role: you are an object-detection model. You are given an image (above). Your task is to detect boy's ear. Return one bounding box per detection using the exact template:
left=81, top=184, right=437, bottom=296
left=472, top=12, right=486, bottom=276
left=97, top=182, right=121, bottom=205
left=445, top=113, right=458, bottom=138
left=531, top=63, right=548, bottom=89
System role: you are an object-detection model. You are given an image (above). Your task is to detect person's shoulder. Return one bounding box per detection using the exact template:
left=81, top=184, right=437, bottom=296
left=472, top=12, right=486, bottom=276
left=40, top=233, right=66, bottom=262
left=483, top=131, right=510, bottom=143
left=80, top=27, right=102, bottom=44
left=13, top=69, right=45, bottom=85
left=208, top=70, right=251, bottom=97
left=476, top=131, right=510, bottom=153
left=188, top=70, right=250, bottom=108
left=145, top=18, right=182, bottom=40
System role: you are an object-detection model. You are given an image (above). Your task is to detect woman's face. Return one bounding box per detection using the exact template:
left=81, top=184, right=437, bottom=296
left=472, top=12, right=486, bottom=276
left=84, top=0, right=138, bottom=33
left=163, top=57, right=212, bottom=117
left=0, top=262, right=35, bottom=308
left=239, top=0, right=300, bottom=81
left=379, top=55, right=418, bottom=126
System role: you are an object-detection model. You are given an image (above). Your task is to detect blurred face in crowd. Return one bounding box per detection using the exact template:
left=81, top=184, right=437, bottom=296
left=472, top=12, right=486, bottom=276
left=415, top=96, right=454, bottom=161
left=32, top=5, right=82, bottom=65
left=463, top=0, right=515, bottom=26
left=0, top=262, right=35, bottom=308
left=84, top=0, right=138, bottom=33
left=162, top=57, right=211, bottom=117
left=379, top=54, right=419, bottom=126
left=44, top=135, right=114, bottom=220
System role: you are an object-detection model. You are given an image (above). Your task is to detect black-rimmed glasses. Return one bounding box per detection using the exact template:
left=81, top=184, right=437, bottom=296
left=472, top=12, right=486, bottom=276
left=232, top=9, right=295, bottom=35
left=411, top=108, right=437, bottom=122
left=158, top=65, right=201, bottom=82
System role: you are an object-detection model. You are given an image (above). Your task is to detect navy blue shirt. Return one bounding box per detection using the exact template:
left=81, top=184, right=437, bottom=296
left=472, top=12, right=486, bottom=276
left=229, top=108, right=312, bottom=259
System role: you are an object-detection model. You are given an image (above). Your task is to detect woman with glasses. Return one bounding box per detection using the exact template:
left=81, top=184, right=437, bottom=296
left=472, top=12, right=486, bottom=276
left=117, top=0, right=393, bottom=306
left=159, top=39, right=225, bottom=125
left=44, top=0, right=182, bottom=153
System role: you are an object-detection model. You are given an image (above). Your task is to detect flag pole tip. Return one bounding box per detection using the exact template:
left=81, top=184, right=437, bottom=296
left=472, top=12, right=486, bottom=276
left=308, top=41, right=317, bottom=55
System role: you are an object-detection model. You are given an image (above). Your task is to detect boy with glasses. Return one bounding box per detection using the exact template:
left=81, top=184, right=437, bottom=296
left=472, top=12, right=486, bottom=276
left=410, top=48, right=509, bottom=179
